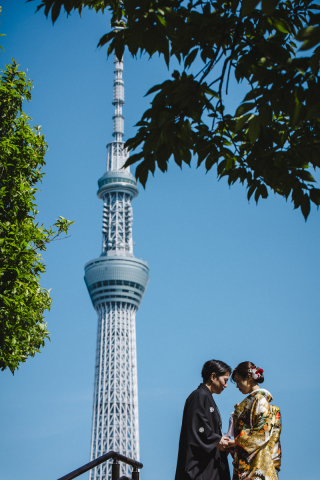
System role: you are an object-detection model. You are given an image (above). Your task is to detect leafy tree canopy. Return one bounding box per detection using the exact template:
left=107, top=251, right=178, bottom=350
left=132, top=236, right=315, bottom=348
left=33, top=0, right=320, bottom=219
left=0, top=59, right=74, bottom=374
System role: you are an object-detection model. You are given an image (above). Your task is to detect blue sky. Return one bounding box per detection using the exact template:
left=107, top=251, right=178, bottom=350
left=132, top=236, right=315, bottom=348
left=1, top=2, right=319, bottom=480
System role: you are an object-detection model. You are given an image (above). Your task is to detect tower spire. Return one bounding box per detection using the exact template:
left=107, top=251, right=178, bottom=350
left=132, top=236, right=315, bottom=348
left=107, top=57, right=129, bottom=172
left=113, top=57, right=124, bottom=142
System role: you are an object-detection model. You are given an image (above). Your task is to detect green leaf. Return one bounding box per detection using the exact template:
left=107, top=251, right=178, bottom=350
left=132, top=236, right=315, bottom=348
left=235, top=113, right=252, bottom=131
left=235, top=102, right=255, bottom=117
left=243, top=89, right=262, bottom=102
left=247, top=183, right=257, bottom=200
left=157, top=14, right=167, bottom=27
left=255, top=184, right=268, bottom=202
left=98, top=32, right=112, bottom=49
left=145, top=83, right=163, bottom=96
left=248, top=116, right=260, bottom=142
left=51, top=2, right=62, bottom=24
left=296, top=170, right=316, bottom=182
left=184, top=49, right=199, bottom=69
left=273, top=19, right=291, bottom=34
left=205, top=153, right=218, bottom=171
left=301, top=194, right=311, bottom=220
left=298, top=26, right=320, bottom=51
left=136, top=159, right=152, bottom=187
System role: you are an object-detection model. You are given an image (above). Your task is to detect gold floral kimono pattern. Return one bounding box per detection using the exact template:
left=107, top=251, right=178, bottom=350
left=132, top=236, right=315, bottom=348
left=232, top=389, right=282, bottom=480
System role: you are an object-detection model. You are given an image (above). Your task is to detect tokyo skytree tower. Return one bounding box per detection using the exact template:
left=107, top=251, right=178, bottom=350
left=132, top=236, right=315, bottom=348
left=84, top=54, right=149, bottom=480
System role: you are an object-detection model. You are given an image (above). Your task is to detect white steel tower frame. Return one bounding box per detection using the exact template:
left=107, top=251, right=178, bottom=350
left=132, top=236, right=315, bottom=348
left=84, top=55, right=149, bottom=480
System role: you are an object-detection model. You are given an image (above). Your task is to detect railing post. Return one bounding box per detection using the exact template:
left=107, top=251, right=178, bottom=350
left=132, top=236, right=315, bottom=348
left=132, top=467, right=140, bottom=480
left=112, top=458, right=120, bottom=480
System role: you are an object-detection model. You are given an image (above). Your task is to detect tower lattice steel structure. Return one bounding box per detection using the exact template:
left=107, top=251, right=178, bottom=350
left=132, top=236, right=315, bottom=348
left=84, top=54, right=149, bottom=480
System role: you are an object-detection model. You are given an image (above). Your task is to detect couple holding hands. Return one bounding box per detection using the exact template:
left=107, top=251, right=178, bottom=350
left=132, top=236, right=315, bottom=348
left=175, top=360, right=282, bottom=480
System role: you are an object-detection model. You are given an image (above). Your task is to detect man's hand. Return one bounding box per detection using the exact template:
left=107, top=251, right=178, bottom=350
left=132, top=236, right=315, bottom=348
left=224, top=438, right=236, bottom=454
left=225, top=439, right=236, bottom=448
left=216, top=436, right=229, bottom=451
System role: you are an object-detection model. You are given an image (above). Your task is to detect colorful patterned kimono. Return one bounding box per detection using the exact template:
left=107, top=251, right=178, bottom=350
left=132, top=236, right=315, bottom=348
left=232, top=389, right=281, bottom=480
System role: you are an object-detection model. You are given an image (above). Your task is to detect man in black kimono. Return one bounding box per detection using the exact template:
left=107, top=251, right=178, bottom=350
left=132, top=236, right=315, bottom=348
left=175, top=359, right=231, bottom=480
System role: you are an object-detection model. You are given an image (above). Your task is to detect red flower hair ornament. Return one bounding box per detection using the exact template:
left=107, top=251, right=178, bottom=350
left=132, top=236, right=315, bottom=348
left=249, top=367, right=264, bottom=380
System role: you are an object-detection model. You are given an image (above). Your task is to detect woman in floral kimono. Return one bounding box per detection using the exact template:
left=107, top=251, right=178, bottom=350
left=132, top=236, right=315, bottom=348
left=226, top=362, right=281, bottom=480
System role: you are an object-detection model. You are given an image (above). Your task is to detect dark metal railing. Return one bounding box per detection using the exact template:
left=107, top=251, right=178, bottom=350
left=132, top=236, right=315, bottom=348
left=57, top=451, right=143, bottom=480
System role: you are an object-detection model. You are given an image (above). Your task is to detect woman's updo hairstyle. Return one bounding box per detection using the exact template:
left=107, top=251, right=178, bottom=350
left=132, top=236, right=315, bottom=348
left=231, top=361, right=265, bottom=384
left=201, top=359, right=232, bottom=383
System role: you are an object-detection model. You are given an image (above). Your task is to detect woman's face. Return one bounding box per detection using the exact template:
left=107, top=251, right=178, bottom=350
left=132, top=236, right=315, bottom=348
left=233, top=372, right=256, bottom=394
left=210, top=372, right=230, bottom=394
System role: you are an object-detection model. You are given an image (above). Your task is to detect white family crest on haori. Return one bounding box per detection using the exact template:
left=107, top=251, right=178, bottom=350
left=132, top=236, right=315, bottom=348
left=84, top=53, right=149, bottom=480
left=199, top=427, right=204, bottom=433
left=210, top=407, right=214, bottom=412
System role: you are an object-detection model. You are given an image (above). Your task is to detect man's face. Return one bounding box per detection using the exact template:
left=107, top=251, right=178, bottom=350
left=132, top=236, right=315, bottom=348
left=211, top=372, right=230, bottom=394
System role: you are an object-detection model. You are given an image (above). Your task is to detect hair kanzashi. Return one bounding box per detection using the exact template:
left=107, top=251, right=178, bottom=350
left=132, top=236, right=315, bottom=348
left=231, top=361, right=265, bottom=384
left=201, top=359, right=232, bottom=383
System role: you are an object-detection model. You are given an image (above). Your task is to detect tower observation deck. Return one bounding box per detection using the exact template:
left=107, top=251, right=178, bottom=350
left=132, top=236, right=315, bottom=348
left=84, top=55, right=149, bottom=480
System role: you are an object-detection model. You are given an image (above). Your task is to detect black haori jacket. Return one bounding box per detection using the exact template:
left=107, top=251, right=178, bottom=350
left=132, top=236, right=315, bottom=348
left=175, top=384, right=230, bottom=480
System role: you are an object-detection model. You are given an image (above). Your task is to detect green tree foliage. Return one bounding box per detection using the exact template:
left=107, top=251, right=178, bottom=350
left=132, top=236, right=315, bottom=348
left=0, top=60, right=73, bottom=373
left=34, top=0, right=320, bottom=219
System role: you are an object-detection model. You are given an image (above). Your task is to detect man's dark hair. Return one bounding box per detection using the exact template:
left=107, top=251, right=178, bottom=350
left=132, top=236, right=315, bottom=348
left=201, top=359, right=232, bottom=383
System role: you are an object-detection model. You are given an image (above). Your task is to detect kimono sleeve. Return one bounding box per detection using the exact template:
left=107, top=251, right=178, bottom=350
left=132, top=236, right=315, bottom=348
left=269, top=406, right=282, bottom=471
left=188, top=392, right=222, bottom=455
left=235, top=394, right=272, bottom=456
